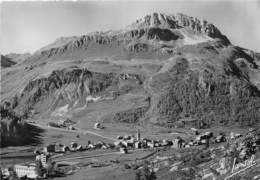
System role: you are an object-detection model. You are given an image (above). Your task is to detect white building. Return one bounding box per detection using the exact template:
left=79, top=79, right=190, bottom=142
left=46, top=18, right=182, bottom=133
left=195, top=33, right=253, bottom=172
left=36, top=153, right=48, bottom=168
left=13, top=164, right=39, bottom=179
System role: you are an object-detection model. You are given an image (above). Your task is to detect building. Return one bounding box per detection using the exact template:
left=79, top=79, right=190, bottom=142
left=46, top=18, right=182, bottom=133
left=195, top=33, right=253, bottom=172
left=136, top=129, right=141, bottom=141
left=70, top=142, right=78, bottom=150
left=147, top=141, right=155, bottom=148
left=135, top=141, right=142, bottom=149
left=44, top=144, right=55, bottom=153
left=94, top=122, right=101, bottom=129
left=119, top=147, right=128, bottom=154
left=172, top=137, right=184, bottom=148
left=13, top=164, right=39, bottom=179
left=36, top=153, right=49, bottom=168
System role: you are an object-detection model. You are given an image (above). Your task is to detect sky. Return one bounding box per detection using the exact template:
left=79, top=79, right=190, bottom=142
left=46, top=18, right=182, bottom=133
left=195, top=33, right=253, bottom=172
left=1, top=0, right=260, bottom=54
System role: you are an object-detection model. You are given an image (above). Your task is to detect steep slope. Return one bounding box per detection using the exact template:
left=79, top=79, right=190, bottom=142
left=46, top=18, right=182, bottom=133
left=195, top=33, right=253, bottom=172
left=1, top=12, right=259, bottom=131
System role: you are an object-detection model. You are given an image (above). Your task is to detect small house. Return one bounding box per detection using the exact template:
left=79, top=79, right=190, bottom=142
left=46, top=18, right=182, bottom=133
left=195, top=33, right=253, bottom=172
left=94, top=122, right=102, bottom=129
left=147, top=141, right=155, bottom=148
left=119, top=147, right=127, bottom=154
left=44, top=144, right=55, bottom=153
left=135, top=141, right=142, bottom=149
left=70, top=142, right=78, bottom=151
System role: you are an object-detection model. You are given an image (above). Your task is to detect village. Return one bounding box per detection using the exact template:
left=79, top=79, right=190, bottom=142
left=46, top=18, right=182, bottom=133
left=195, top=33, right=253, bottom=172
left=1, top=121, right=259, bottom=180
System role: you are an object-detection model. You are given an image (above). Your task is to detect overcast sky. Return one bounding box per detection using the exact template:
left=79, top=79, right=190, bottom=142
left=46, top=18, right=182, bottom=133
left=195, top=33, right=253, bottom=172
left=1, top=0, right=260, bottom=54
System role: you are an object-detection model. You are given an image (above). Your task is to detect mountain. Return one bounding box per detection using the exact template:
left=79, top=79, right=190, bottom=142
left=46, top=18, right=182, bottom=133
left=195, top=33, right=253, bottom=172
left=1, top=55, right=16, bottom=68
left=21, top=13, right=230, bottom=65
left=1, top=12, right=260, bottom=133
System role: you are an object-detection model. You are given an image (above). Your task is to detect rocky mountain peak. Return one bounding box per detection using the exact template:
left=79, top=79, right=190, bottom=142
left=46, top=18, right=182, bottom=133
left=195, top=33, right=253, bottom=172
left=128, top=12, right=207, bottom=30
left=127, top=12, right=230, bottom=44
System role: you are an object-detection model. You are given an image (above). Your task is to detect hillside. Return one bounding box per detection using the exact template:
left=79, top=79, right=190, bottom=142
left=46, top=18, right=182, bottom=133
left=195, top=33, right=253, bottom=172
left=1, top=12, right=260, bottom=135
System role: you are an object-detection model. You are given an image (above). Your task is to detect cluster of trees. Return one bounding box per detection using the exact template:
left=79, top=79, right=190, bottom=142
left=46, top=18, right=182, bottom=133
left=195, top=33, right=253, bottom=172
left=0, top=105, right=44, bottom=147
left=113, top=106, right=149, bottom=123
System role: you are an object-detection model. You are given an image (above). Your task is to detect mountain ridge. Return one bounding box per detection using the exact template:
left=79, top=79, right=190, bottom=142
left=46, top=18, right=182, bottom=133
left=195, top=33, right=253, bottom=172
left=20, top=12, right=230, bottom=66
